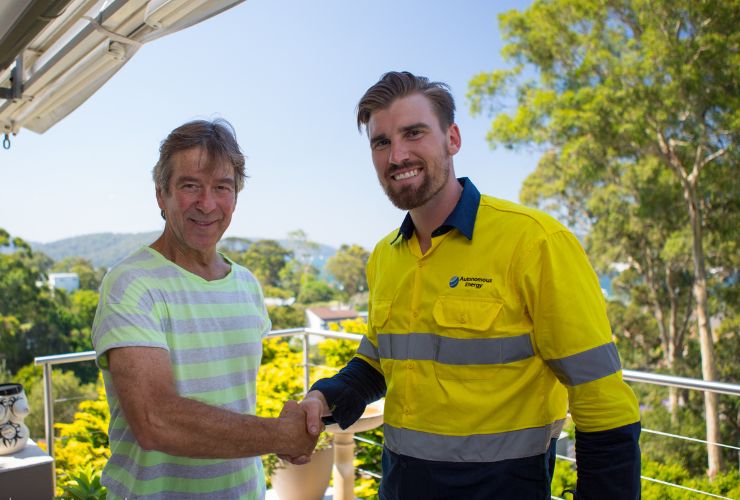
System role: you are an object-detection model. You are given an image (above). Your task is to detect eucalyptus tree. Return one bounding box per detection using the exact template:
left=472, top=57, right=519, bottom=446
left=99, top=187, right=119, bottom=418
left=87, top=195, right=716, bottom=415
left=469, top=0, right=738, bottom=475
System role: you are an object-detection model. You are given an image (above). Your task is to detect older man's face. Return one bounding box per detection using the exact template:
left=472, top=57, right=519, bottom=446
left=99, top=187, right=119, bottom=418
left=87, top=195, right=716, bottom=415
left=157, top=147, right=236, bottom=256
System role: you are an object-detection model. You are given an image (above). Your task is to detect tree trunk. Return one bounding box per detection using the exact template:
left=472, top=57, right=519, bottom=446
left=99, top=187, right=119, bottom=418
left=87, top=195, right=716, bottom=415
left=685, top=183, right=722, bottom=477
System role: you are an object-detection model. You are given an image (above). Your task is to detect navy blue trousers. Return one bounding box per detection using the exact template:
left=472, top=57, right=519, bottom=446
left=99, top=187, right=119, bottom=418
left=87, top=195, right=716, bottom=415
left=378, top=438, right=558, bottom=500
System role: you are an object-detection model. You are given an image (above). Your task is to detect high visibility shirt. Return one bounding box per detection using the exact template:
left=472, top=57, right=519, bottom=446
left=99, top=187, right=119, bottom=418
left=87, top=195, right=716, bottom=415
left=350, top=178, right=640, bottom=464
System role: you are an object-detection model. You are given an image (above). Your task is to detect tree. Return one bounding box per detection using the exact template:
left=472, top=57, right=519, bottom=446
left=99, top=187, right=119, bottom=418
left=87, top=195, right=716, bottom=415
left=297, top=274, right=336, bottom=304
left=286, top=229, right=320, bottom=275
left=237, top=239, right=293, bottom=287
left=0, top=230, right=49, bottom=318
left=267, top=304, right=306, bottom=330
left=51, top=257, right=105, bottom=291
left=468, top=0, right=739, bottom=475
left=325, top=244, right=370, bottom=297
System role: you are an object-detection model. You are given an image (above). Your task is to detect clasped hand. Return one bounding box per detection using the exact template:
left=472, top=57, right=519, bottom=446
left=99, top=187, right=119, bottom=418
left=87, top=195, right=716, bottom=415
left=277, top=399, right=325, bottom=465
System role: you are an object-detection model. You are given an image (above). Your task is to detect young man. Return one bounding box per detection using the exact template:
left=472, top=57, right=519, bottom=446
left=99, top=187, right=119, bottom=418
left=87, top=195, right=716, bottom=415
left=300, top=72, right=641, bottom=499
left=92, top=119, right=318, bottom=499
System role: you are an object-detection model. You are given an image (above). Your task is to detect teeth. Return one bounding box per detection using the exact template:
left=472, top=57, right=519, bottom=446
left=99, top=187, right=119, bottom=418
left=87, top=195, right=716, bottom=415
left=393, top=169, right=419, bottom=180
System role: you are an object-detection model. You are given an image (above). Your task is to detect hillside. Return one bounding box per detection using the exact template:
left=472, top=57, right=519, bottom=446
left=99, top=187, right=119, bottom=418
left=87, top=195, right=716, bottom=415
left=31, top=232, right=337, bottom=270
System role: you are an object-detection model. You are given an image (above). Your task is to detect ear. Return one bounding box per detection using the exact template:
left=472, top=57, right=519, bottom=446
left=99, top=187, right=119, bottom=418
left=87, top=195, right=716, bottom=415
left=156, top=188, right=165, bottom=210
left=446, top=123, right=461, bottom=156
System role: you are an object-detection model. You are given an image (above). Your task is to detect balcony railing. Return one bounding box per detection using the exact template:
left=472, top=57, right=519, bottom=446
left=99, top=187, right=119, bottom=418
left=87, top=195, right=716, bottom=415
left=34, top=327, right=740, bottom=499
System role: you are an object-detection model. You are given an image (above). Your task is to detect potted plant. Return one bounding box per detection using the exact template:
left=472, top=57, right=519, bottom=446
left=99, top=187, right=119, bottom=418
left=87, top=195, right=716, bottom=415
left=265, top=431, right=334, bottom=500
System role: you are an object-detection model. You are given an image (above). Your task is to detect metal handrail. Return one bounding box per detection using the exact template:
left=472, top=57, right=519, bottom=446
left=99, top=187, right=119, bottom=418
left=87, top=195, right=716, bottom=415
left=623, top=369, right=740, bottom=396
left=34, top=328, right=740, bottom=497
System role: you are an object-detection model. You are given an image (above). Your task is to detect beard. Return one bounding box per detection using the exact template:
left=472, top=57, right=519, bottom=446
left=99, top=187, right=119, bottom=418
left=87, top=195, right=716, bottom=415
left=381, top=158, right=451, bottom=211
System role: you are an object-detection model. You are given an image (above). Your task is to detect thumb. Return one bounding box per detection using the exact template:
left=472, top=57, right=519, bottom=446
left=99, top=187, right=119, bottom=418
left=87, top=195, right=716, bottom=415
left=301, top=399, right=323, bottom=436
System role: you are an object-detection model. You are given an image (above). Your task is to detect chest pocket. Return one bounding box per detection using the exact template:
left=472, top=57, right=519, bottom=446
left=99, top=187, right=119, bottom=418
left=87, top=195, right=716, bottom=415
left=370, top=299, right=392, bottom=329
left=432, top=296, right=503, bottom=332
left=432, top=296, right=509, bottom=380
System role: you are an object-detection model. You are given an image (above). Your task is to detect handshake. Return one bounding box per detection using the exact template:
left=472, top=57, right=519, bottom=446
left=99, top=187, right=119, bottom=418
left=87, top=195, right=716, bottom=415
left=274, top=391, right=330, bottom=465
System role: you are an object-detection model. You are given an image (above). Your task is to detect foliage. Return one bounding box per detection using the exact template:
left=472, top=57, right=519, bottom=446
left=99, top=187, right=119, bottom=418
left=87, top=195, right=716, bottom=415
left=325, top=244, right=370, bottom=297
left=641, top=461, right=740, bottom=499
left=235, top=239, right=293, bottom=287
left=53, top=375, right=110, bottom=498
left=51, top=256, right=106, bottom=291
left=0, top=229, right=97, bottom=379
left=59, top=465, right=107, bottom=500
left=70, top=290, right=99, bottom=332
left=267, top=304, right=306, bottom=330
left=551, top=459, right=578, bottom=499
left=12, top=364, right=96, bottom=441
left=297, top=273, right=336, bottom=304
left=469, top=0, right=739, bottom=474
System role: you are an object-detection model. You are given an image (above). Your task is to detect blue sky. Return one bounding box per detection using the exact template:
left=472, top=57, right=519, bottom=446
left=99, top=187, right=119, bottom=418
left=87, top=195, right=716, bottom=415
left=1, top=0, right=538, bottom=250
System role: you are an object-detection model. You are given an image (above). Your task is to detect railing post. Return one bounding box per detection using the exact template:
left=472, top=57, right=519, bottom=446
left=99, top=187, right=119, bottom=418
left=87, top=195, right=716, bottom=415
left=42, top=362, right=56, bottom=492
left=302, top=329, right=310, bottom=395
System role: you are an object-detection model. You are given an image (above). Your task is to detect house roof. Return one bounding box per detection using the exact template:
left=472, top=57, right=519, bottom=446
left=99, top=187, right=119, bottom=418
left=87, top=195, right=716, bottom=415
left=306, top=307, right=359, bottom=321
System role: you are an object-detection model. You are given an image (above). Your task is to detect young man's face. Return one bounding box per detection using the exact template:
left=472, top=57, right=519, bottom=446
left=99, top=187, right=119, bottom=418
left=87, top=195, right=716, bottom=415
left=156, top=147, right=237, bottom=256
left=367, top=93, right=460, bottom=211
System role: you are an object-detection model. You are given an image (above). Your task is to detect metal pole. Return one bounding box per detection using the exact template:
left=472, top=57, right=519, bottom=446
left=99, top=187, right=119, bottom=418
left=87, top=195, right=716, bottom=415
left=302, top=330, right=310, bottom=395
left=42, top=362, right=56, bottom=492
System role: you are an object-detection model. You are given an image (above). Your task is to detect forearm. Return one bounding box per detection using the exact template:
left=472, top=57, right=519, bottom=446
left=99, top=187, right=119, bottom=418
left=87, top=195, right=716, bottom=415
left=310, top=357, right=386, bottom=429
left=132, top=395, right=293, bottom=458
left=575, top=421, right=641, bottom=499
left=107, top=347, right=314, bottom=459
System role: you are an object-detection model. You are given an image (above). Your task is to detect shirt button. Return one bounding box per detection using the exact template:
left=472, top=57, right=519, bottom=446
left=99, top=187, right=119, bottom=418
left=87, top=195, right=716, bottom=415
left=406, top=360, right=414, bottom=369
left=460, top=314, right=468, bottom=323
left=404, top=406, right=410, bottom=415
left=412, top=310, right=419, bottom=318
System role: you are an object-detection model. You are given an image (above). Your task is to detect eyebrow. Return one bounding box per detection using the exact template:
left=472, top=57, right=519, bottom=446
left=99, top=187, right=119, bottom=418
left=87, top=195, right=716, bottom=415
left=175, top=175, right=235, bottom=185
left=370, top=122, right=430, bottom=145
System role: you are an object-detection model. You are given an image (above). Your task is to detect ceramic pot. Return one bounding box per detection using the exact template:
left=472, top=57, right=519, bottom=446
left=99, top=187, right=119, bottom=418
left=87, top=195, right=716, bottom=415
left=0, top=383, right=30, bottom=455
left=270, top=446, right=334, bottom=500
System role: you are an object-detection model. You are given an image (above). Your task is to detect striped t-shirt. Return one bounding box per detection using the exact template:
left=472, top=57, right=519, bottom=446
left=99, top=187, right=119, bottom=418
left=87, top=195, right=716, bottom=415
left=92, top=246, right=271, bottom=499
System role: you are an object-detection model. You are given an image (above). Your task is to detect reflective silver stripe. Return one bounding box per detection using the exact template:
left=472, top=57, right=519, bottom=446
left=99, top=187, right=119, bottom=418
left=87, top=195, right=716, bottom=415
left=357, top=336, right=380, bottom=361
left=546, top=342, right=622, bottom=386
left=376, top=333, right=534, bottom=365
left=383, top=420, right=564, bottom=462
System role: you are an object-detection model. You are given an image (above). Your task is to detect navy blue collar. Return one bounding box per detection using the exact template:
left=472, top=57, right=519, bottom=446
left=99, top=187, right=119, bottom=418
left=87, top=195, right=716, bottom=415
left=392, top=177, right=480, bottom=244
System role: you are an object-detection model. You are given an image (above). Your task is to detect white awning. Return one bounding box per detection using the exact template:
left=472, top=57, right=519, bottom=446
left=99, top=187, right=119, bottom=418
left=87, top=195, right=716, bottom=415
left=0, top=0, right=244, bottom=137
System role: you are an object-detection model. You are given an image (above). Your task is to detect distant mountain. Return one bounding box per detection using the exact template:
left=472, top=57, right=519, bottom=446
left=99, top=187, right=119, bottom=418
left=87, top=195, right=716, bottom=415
left=31, top=232, right=337, bottom=270
left=32, top=232, right=161, bottom=268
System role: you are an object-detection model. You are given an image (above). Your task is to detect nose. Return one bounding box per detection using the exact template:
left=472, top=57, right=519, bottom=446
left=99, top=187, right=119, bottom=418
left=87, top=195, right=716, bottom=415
left=196, top=188, right=217, bottom=212
left=389, top=141, right=410, bottom=166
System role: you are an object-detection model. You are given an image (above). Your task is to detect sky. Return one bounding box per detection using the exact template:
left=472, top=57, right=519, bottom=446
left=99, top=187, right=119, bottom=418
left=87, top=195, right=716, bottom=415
left=1, top=0, right=538, bottom=251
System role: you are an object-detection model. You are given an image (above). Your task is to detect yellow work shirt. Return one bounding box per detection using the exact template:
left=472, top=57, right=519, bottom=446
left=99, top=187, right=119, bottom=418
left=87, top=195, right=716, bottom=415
left=356, top=193, right=640, bottom=462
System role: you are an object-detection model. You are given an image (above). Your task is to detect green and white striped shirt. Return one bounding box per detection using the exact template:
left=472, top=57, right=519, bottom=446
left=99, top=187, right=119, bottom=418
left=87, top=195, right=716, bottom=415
left=92, top=247, right=270, bottom=499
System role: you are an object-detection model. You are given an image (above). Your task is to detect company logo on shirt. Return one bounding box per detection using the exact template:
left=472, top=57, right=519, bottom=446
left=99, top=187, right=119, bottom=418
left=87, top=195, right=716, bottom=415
left=449, top=275, right=492, bottom=289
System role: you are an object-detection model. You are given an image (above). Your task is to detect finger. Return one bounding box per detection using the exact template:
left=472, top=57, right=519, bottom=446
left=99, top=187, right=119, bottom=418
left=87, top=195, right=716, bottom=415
left=291, top=454, right=311, bottom=465
left=279, top=399, right=299, bottom=417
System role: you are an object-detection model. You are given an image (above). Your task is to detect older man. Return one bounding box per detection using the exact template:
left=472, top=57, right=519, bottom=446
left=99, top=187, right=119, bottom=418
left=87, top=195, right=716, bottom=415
left=92, top=119, right=317, bottom=499
left=301, top=72, right=641, bottom=499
